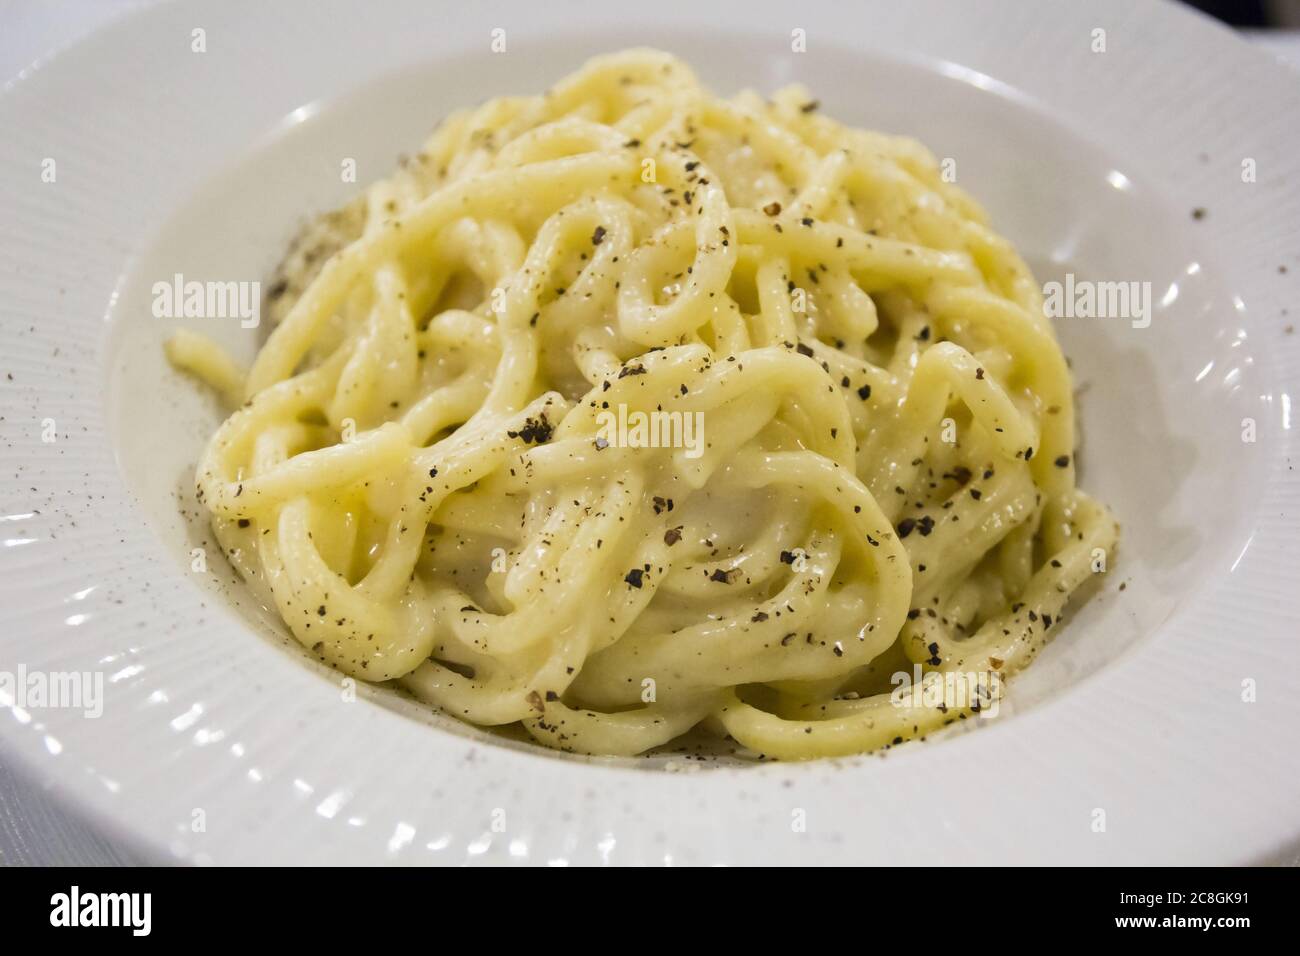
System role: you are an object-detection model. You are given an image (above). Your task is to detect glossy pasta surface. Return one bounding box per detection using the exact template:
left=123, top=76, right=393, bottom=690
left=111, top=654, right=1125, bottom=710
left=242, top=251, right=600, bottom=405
left=167, top=50, right=1119, bottom=759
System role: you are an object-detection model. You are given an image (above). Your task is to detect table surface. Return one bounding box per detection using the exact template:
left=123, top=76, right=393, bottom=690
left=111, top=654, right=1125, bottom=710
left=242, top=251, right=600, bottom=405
left=2, top=0, right=1298, bottom=867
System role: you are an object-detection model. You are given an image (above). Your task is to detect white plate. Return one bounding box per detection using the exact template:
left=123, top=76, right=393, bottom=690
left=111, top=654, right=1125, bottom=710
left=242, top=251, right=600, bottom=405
left=2, top=0, right=1298, bottom=865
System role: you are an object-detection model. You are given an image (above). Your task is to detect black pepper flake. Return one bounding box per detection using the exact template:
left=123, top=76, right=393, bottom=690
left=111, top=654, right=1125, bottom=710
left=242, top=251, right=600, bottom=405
left=779, top=550, right=798, bottom=565
left=664, top=526, right=683, bottom=546
left=969, top=489, right=982, bottom=501
left=857, top=384, right=871, bottom=400
left=897, top=517, right=916, bottom=538
left=1024, top=446, right=1034, bottom=461
left=763, top=201, right=782, bottom=216
left=916, top=515, right=935, bottom=536
left=752, top=611, right=769, bottom=622
left=428, top=467, right=438, bottom=478
left=617, top=363, right=647, bottom=379
left=652, top=496, right=674, bottom=514
left=591, top=225, right=607, bottom=246
left=1054, top=454, right=1070, bottom=467
left=975, top=367, right=985, bottom=380
left=237, top=518, right=250, bottom=528
left=796, top=342, right=814, bottom=357
left=800, top=100, right=820, bottom=113
left=507, top=415, right=553, bottom=444
left=709, top=568, right=732, bottom=584
left=800, top=217, right=814, bottom=226
left=624, top=568, right=645, bottom=588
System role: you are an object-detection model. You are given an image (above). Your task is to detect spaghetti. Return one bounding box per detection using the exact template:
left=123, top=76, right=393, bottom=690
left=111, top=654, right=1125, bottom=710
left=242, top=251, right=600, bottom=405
left=167, top=50, right=1119, bottom=760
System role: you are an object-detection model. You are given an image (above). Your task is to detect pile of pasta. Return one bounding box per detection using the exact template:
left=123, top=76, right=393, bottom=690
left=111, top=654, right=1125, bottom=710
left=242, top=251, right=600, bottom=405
left=168, top=49, right=1118, bottom=760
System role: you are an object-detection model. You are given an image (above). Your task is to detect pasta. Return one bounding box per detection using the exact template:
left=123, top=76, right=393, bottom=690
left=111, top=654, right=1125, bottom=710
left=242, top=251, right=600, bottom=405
left=166, top=49, right=1119, bottom=760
